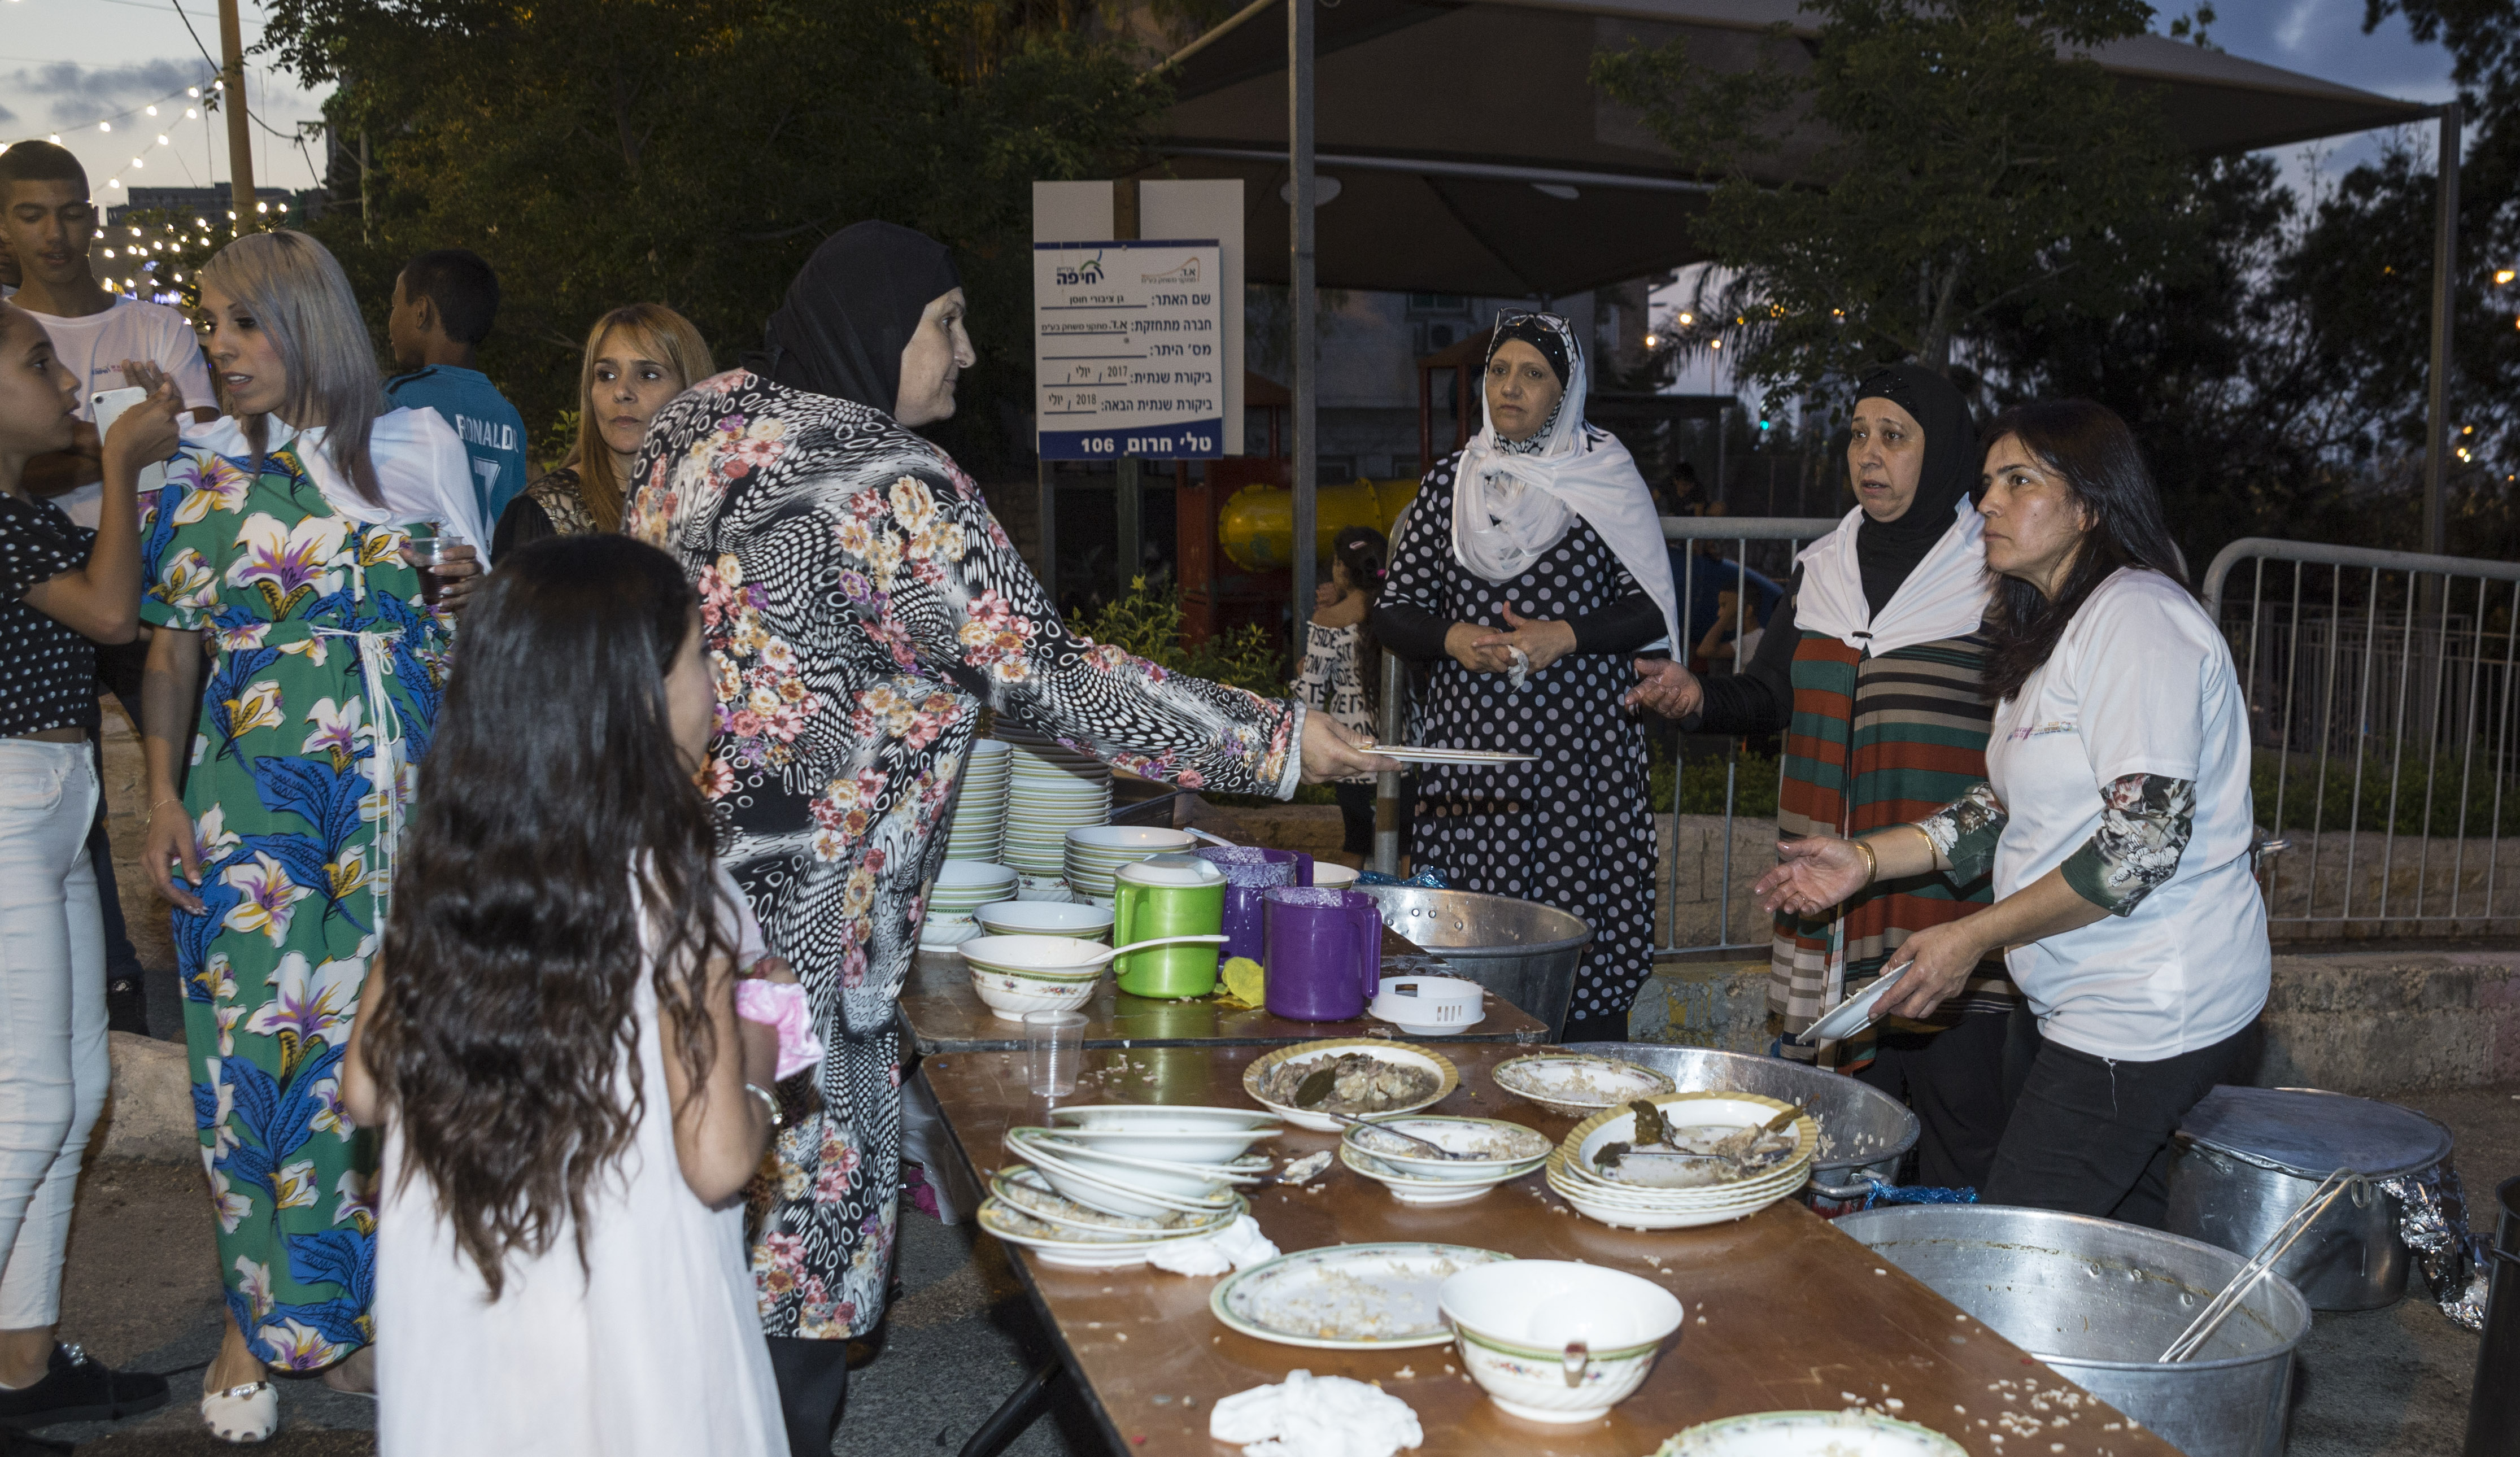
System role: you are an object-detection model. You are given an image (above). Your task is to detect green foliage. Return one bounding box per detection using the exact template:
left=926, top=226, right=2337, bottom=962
left=1074, top=577, right=1288, bottom=699
left=2253, top=747, right=2520, bottom=839
left=1649, top=751, right=1781, bottom=817
left=1593, top=0, right=2196, bottom=385
left=258, top=0, right=1169, bottom=476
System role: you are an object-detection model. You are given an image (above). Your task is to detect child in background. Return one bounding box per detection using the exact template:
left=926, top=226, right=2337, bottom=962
left=343, top=534, right=786, bottom=1456
left=1297, top=526, right=1402, bottom=863
left=384, top=249, right=530, bottom=525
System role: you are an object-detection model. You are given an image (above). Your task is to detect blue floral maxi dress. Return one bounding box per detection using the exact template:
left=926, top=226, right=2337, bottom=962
left=630, top=372, right=1301, bottom=1340
left=140, top=440, right=448, bottom=1368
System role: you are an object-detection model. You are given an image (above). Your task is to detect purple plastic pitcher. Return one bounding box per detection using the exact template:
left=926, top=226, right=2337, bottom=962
left=1261, top=887, right=1383, bottom=1022
left=1194, top=847, right=1294, bottom=965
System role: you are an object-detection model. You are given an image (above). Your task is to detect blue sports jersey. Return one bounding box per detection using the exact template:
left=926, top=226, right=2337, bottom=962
left=383, top=366, right=531, bottom=523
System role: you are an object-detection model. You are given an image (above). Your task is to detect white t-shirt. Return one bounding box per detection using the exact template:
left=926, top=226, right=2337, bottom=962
left=1985, top=568, right=2269, bottom=1061
left=18, top=296, right=217, bottom=529
left=178, top=407, right=490, bottom=563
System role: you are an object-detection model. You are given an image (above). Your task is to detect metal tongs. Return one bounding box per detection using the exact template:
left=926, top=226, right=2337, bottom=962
left=2157, top=1166, right=2361, bottom=1362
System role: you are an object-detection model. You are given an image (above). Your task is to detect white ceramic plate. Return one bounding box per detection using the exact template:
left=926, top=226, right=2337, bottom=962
left=986, top=1166, right=1239, bottom=1240
left=1365, top=746, right=1534, bottom=764
left=1339, top=1145, right=1541, bottom=1206
left=1242, top=1040, right=1459, bottom=1133
left=1211, top=1244, right=1513, bottom=1349
left=1801, top=964, right=1912, bottom=1044
left=977, top=1194, right=1245, bottom=1270
left=1491, top=1054, right=1676, bottom=1118
left=1653, top=1411, right=1969, bottom=1457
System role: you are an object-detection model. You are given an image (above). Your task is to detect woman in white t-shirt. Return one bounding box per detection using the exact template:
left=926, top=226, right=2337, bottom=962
left=1755, top=399, right=2266, bottom=1226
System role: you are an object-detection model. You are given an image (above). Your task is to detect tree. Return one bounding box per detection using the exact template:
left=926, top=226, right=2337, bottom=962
left=1593, top=0, right=2199, bottom=386
left=255, top=0, right=1170, bottom=477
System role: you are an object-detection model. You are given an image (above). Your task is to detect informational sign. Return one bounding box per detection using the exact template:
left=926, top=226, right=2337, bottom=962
left=1033, top=238, right=1225, bottom=460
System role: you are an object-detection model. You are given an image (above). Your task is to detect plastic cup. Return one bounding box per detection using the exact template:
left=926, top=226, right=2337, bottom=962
left=405, top=532, right=470, bottom=604
left=1024, top=1010, right=1088, bottom=1097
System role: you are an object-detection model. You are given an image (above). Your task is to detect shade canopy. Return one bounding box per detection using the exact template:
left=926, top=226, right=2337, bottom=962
left=1139, top=0, right=2432, bottom=297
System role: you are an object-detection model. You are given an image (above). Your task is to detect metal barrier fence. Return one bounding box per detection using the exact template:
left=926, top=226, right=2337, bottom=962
left=1656, top=517, right=1839, bottom=956
left=2204, top=538, right=2520, bottom=939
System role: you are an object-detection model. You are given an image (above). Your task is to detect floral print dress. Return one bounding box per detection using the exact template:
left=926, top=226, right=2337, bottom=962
left=630, top=372, right=1301, bottom=1340
left=140, top=437, right=450, bottom=1368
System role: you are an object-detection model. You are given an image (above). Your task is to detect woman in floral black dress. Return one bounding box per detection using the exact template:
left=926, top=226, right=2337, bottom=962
left=629, top=223, right=1385, bottom=1450
left=1374, top=313, right=1677, bottom=1042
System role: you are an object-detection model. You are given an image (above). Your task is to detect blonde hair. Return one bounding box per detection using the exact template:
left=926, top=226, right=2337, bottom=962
left=566, top=304, right=711, bottom=532
left=200, top=231, right=385, bottom=505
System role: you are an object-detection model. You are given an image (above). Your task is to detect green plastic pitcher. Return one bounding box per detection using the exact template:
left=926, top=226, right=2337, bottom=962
left=1111, top=854, right=1226, bottom=999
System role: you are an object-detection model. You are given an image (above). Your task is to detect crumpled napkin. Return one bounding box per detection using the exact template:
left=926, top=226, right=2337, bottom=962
left=1210, top=1369, right=1423, bottom=1457
left=1506, top=645, right=1533, bottom=689
left=1145, top=1214, right=1279, bottom=1276
left=734, top=980, right=820, bottom=1081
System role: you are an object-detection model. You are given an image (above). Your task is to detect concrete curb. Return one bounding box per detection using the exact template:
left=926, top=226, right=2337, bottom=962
left=98, top=1031, right=198, bottom=1166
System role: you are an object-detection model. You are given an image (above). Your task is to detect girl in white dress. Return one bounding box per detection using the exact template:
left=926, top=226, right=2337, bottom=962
left=343, top=533, right=786, bottom=1455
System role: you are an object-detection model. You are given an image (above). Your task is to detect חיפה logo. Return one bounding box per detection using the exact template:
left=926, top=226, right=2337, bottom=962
left=1053, top=251, right=1107, bottom=286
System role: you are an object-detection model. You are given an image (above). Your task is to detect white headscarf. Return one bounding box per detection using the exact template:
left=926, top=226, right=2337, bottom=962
left=1448, top=312, right=1680, bottom=649
left=1793, top=498, right=1991, bottom=657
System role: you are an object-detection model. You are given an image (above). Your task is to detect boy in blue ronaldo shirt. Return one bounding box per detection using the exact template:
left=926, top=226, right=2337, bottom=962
left=385, top=248, right=530, bottom=524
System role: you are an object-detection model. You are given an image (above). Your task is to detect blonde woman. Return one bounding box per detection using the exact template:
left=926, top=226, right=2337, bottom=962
left=492, top=304, right=710, bottom=555
left=132, top=230, right=481, bottom=1442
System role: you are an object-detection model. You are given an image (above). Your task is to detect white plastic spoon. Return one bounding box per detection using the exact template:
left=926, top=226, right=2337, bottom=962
left=1072, top=933, right=1230, bottom=968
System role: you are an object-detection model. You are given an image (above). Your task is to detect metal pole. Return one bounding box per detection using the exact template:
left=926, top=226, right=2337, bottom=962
left=1116, top=456, right=1142, bottom=592
left=217, top=0, right=256, bottom=221
left=1375, top=649, right=1405, bottom=875
left=1036, top=460, right=1058, bottom=607
left=2425, top=101, right=2461, bottom=558
left=1288, top=0, right=1318, bottom=649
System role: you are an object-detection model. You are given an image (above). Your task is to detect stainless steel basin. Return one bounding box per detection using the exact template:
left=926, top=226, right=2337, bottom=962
left=1355, top=886, right=1591, bottom=1038
left=1836, top=1204, right=2310, bottom=1457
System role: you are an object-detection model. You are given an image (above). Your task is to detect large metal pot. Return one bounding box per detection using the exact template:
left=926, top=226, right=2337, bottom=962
left=2465, top=1174, right=2520, bottom=1457
left=2164, top=1085, right=2452, bottom=1312
left=1354, top=886, right=1590, bottom=1039
left=1837, top=1205, right=2311, bottom=1457
left=1561, top=1041, right=1917, bottom=1202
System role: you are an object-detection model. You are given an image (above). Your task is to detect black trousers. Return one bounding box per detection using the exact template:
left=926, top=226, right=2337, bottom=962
left=1982, top=1018, right=2264, bottom=1228
left=1332, top=777, right=1414, bottom=860
left=1853, top=1006, right=2037, bottom=1192
left=766, top=1335, right=848, bottom=1457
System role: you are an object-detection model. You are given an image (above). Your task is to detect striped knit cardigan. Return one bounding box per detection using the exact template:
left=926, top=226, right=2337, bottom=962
left=1771, top=631, right=2017, bottom=1070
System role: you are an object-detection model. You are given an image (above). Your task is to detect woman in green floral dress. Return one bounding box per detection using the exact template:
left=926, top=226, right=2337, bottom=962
left=134, top=233, right=485, bottom=1443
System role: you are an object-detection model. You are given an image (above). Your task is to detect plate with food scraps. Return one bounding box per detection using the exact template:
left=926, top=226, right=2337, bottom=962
left=1555, top=1092, right=1819, bottom=1192
left=1651, top=1410, right=1967, bottom=1457
left=1362, top=745, right=1535, bottom=765
left=986, top=1166, right=1240, bottom=1240
left=1244, top=1039, right=1459, bottom=1133
left=1339, top=1144, right=1538, bottom=1206
left=1210, top=1242, right=1513, bottom=1349
left=1798, top=963, right=1912, bottom=1044
left=978, top=1196, right=1248, bottom=1270
left=1492, top=1053, right=1677, bottom=1119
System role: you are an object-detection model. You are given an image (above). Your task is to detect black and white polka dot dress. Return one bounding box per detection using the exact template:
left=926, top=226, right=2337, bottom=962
left=1384, top=453, right=1658, bottom=1041
left=0, top=495, right=100, bottom=739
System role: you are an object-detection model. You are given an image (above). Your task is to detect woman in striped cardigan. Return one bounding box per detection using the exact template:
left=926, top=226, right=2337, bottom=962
left=1626, top=364, right=2026, bottom=1191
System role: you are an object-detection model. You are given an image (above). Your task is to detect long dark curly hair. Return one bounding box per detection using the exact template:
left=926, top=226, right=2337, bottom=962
left=369, top=534, right=733, bottom=1298
left=1332, top=525, right=1388, bottom=714
left=1980, top=399, right=2196, bottom=703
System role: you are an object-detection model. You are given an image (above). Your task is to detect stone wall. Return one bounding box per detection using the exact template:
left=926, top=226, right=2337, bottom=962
left=2261, top=829, right=2520, bottom=937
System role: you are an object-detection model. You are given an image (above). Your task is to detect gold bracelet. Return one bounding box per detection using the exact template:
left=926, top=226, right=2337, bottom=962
left=149, top=796, right=185, bottom=816
left=1852, top=837, right=1879, bottom=887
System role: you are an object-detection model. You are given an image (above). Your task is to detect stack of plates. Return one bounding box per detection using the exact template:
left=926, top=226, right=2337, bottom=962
left=977, top=1166, right=1248, bottom=1271
left=1063, top=826, right=1196, bottom=899
left=998, top=726, right=1112, bottom=877
left=1544, top=1091, right=1818, bottom=1230
left=1336, top=1115, right=1551, bottom=1206
left=944, top=739, right=1012, bottom=863
left=922, top=860, right=1018, bottom=950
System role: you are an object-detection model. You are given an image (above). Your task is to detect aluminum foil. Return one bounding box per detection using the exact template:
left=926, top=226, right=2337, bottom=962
left=2381, top=1162, right=2490, bottom=1331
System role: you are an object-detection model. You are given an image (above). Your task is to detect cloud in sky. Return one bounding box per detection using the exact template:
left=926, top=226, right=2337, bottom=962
left=5, top=58, right=220, bottom=127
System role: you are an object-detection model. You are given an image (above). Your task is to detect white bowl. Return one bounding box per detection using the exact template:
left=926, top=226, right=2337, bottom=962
left=1438, top=1260, right=1684, bottom=1423
left=1242, top=1040, right=1459, bottom=1133
left=959, top=935, right=1111, bottom=979
left=1310, top=863, right=1360, bottom=888
left=1339, top=1144, right=1540, bottom=1206
left=936, top=859, right=1019, bottom=888
left=1339, top=1116, right=1553, bottom=1181
left=1368, top=975, right=1485, bottom=1033
left=921, top=913, right=983, bottom=950
left=975, top=901, right=1114, bottom=939
left=1067, top=826, right=1194, bottom=853
left=1054, top=1104, right=1281, bottom=1133
left=968, top=966, right=1098, bottom=1021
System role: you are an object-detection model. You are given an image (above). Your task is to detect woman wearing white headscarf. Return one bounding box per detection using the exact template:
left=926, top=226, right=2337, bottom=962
left=1373, top=312, right=1678, bottom=1041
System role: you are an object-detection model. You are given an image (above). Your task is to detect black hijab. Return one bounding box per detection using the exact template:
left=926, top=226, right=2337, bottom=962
left=753, top=221, right=961, bottom=413
left=1851, top=363, right=1976, bottom=617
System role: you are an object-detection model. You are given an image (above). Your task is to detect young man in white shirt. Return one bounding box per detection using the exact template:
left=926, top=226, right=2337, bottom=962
left=2, top=141, right=219, bottom=1039
left=1, top=142, right=218, bottom=522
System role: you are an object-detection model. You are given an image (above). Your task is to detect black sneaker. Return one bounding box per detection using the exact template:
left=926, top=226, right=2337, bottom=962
left=0, top=1344, right=171, bottom=1427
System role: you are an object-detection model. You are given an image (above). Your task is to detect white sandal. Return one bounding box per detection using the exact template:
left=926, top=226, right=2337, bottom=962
left=200, top=1380, right=277, bottom=1444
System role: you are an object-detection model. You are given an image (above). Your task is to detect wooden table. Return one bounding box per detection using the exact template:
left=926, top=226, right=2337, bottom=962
left=921, top=1040, right=2181, bottom=1457
left=900, top=928, right=1550, bottom=1055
